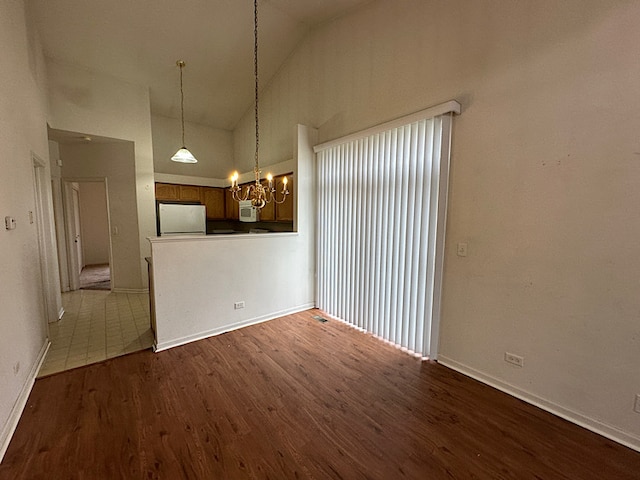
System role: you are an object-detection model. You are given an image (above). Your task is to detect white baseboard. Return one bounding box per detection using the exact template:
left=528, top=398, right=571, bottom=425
left=437, top=355, right=640, bottom=453
left=111, top=288, right=149, bottom=294
left=154, top=303, right=315, bottom=352
left=48, top=306, right=65, bottom=324
left=0, top=339, right=50, bottom=463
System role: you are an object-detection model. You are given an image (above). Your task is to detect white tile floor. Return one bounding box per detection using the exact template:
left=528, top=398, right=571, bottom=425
left=38, top=289, right=154, bottom=377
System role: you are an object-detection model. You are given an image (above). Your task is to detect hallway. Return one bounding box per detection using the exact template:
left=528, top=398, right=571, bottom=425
left=38, top=290, right=154, bottom=377
left=79, top=263, right=111, bottom=290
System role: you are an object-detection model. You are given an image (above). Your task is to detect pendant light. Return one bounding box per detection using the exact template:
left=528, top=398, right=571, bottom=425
left=171, top=60, right=198, bottom=164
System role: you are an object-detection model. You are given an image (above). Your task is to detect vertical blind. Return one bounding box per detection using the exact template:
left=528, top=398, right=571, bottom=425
left=314, top=103, right=457, bottom=358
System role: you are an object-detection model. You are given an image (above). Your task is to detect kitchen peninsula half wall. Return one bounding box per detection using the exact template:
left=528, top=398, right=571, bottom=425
left=147, top=232, right=314, bottom=352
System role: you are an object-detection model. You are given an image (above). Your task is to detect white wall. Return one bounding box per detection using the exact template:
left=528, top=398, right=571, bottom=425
left=78, top=182, right=109, bottom=265
left=151, top=114, right=234, bottom=179
left=150, top=125, right=316, bottom=351
left=49, top=140, right=70, bottom=291
left=0, top=0, right=55, bottom=461
left=233, top=0, right=640, bottom=448
left=47, top=60, right=156, bottom=290
left=60, top=142, right=140, bottom=291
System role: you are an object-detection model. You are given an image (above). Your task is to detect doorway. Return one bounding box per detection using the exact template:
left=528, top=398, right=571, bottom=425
left=63, top=180, right=112, bottom=291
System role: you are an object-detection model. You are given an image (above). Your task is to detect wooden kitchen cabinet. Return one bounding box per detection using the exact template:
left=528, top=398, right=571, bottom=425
left=259, top=179, right=276, bottom=221
left=155, top=182, right=201, bottom=202
left=155, top=183, right=180, bottom=201
left=179, top=185, right=202, bottom=202
left=155, top=182, right=225, bottom=220
left=202, top=187, right=225, bottom=219
left=275, top=175, right=294, bottom=222
left=225, top=188, right=239, bottom=220
left=155, top=177, right=293, bottom=223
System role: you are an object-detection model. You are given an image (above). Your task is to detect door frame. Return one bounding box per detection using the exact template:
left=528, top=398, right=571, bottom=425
left=32, top=153, right=58, bottom=327
left=62, top=177, right=113, bottom=291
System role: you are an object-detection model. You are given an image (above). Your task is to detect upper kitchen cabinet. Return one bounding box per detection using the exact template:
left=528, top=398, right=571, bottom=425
left=259, top=178, right=276, bottom=222
left=155, top=183, right=180, bottom=201
left=155, top=182, right=201, bottom=202
left=202, top=187, right=225, bottom=220
left=225, top=188, right=239, bottom=220
left=155, top=182, right=226, bottom=220
left=179, top=185, right=202, bottom=202
left=275, top=174, right=293, bottom=222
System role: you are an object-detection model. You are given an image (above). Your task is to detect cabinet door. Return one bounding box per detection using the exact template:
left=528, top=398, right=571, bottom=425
left=179, top=185, right=202, bottom=202
left=275, top=175, right=294, bottom=222
left=155, top=183, right=180, bottom=201
left=225, top=188, right=239, bottom=220
left=259, top=179, right=276, bottom=221
left=202, top=187, right=225, bottom=219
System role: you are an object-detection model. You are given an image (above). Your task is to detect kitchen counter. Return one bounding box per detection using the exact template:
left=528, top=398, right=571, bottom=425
left=206, top=219, right=293, bottom=234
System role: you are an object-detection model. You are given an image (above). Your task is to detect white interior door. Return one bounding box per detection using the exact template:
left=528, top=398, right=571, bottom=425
left=72, top=188, right=83, bottom=275
left=63, top=182, right=82, bottom=290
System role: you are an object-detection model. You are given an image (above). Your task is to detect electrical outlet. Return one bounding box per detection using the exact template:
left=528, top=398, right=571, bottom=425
left=634, top=394, right=640, bottom=414
left=504, top=352, right=524, bottom=367
left=234, top=301, right=245, bottom=310
left=457, top=242, right=468, bottom=257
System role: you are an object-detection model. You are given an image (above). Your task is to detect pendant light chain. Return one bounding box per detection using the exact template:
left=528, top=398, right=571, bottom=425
left=229, top=0, right=289, bottom=207
left=254, top=0, right=260, bottom=178
left=170, top=60, right=197, bottom=163
left=179, top=61, right=186, bottom=147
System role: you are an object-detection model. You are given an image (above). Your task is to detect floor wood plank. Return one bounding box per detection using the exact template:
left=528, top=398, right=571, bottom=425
left=1, top=309, right=639, bottom=479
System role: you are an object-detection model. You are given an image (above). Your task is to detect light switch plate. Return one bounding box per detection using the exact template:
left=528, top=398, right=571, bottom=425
left=5, top=216, right=16, bottom=230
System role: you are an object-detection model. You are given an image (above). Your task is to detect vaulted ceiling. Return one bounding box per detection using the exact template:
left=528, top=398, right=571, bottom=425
left=28, top=0, right=371, bottom=131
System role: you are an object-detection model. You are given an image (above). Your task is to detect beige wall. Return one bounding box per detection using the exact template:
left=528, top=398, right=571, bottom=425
left=78, top=182, right=110, bottom=266
left=0, top=0, right=57, bottom=460
left=151, top=114, right=234, bottom=178
left=233, top=0, right=640, bottom=447
left=47, top=60, right=155, bottom=290
left=48, top=140, right=70, bottom=291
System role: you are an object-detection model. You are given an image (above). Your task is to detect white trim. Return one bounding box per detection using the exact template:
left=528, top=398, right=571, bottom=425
left=428, top=114, right=453, bottom=360
left=153, top=303, right=315, bottom=352
left=148, top=232, right=298, bottom=244
left=154, top=159, right=295, bottom=188
left=0, top=340, right=50, bottom=463
left=153, top=173, right=229, bottom=188
left=111, top=287, right=148, bottom=294
left=314, top=100, right=461, bottom=153
left=437, top=355, right=640, bottom=453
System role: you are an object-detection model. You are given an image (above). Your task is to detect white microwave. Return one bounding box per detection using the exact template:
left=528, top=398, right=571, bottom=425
left=239, top=200, right=257, bottom=222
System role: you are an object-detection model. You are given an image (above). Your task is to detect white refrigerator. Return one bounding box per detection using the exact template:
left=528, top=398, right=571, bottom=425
left=158, top=203, right=206, bottom=235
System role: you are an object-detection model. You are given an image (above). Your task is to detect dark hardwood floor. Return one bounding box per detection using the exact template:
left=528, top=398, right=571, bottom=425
left=1, top=309, right=639, bottom=479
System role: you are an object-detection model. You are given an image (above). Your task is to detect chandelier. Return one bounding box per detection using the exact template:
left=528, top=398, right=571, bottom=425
left=171, top=60, right=198, bottom=164
left=230, top=0, right=289, bottom=209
